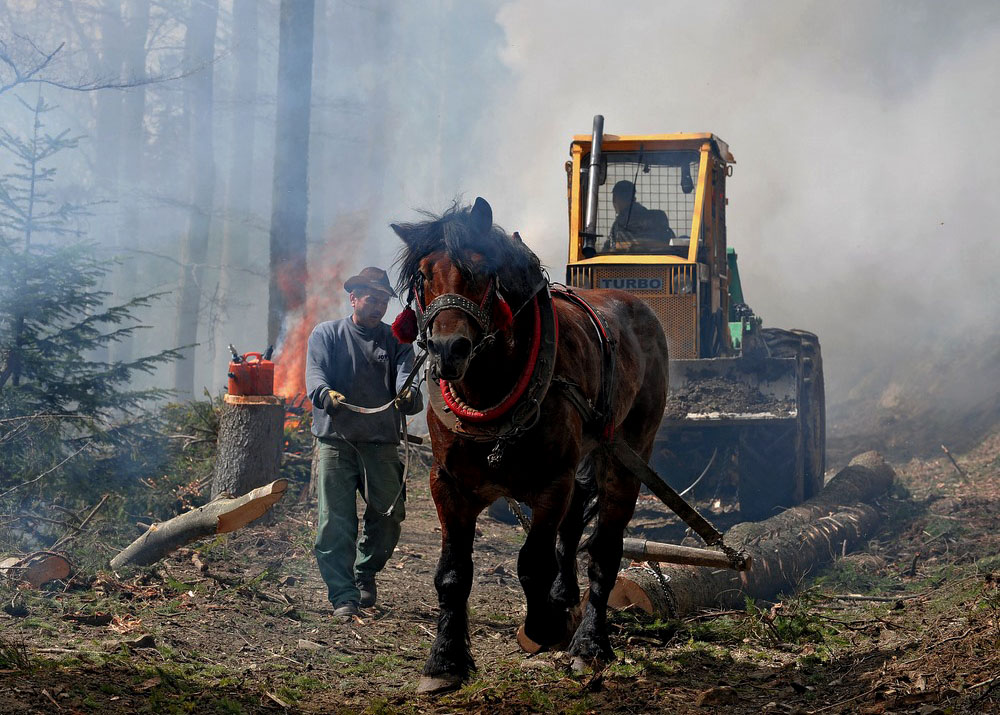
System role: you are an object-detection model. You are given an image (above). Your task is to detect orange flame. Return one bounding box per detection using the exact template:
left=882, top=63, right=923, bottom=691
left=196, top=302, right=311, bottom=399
left=273, top=214, right=371, bottom=404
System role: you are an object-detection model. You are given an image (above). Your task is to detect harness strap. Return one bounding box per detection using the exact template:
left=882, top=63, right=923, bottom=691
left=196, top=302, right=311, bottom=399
left=551, top=287, right=617, bottom=440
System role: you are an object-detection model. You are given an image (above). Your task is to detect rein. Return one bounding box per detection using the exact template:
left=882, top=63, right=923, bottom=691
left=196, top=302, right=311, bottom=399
left=336, top=351, right=428, bottom=517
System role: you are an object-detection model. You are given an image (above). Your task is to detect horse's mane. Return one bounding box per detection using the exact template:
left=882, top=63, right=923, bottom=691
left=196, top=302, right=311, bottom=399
left=393, top=202, right=543, bottom=305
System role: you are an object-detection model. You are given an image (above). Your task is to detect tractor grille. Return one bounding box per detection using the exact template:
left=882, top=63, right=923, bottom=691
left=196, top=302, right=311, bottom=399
left=566, top=265, right=592, bottom=289
left=567, top=264, right=700, bottom=358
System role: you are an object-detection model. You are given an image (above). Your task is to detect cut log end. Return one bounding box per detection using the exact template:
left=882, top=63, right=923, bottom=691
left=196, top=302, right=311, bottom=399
left=216, top=480, right=288, bottom=533
left=607, top=571, right=661, bottom=615
left=223, top=394, right=284, bottom=406
left=0, top=553, right=72, bottom=588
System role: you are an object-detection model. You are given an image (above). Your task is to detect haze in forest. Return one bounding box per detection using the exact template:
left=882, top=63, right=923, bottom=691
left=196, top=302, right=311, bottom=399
left=1, top=0, right=998, bottom=424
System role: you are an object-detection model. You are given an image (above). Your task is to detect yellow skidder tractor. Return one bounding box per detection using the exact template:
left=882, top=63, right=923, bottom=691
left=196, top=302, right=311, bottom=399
left=564, top=116, right=825, bottom=519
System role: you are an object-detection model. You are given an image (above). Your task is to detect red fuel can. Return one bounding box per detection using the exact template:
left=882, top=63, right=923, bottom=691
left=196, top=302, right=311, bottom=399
left=227, top=359, right=252, bottom=395
left=244, top=352, right=275, bottom=396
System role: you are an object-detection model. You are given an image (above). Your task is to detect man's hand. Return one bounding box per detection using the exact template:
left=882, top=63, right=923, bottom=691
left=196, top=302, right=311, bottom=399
left=394, top=387, right=416, bottom=413
left=321, top=388, right=346, bottom=416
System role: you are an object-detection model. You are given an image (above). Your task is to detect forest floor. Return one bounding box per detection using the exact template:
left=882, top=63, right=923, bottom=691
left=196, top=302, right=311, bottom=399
left=2, top=430, right=1000, bottom=714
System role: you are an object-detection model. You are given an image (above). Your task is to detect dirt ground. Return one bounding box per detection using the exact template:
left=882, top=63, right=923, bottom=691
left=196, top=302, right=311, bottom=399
left=3, top=430, right=1000, bottom=714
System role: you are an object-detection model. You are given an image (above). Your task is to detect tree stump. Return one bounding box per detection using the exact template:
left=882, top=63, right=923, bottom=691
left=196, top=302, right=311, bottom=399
left=212, top=394, right=284, bottom=500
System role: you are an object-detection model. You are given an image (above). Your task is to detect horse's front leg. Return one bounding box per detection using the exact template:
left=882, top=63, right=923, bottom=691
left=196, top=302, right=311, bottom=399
left=418, top=466, right=483, bottom=694
left=517, top=473, right=574, bottom=651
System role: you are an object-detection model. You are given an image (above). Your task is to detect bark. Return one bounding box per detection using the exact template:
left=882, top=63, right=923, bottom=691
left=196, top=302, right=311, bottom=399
left=173, top=0, right=219, bottom=397
left=213, top=0, right=259, bottom=384
left=0, top=552, right=72, bottom=588
left=212, top=394, right=284, bottom=500
left=609, top=451, right=895, bottom=617
left=110, top=480, right=287, bottom=570
left=267, top=0, right=315, bottom=346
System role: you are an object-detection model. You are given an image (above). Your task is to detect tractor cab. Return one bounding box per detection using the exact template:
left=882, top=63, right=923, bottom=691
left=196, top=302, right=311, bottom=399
left=565, top=126, right=736, bottom=360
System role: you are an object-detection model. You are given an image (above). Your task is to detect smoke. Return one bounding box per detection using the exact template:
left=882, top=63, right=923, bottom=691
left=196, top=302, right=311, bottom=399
left=462, top=0, right=1000, bottom=413
left=4, top=0, right=998, bottom=446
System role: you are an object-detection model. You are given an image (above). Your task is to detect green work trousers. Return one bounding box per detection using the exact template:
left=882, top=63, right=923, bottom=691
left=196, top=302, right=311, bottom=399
left=314, top=438, right=406, bottom=606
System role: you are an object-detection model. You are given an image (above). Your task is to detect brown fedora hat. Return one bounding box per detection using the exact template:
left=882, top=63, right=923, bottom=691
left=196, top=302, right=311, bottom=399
left=344, top=266, right=394, bottom=297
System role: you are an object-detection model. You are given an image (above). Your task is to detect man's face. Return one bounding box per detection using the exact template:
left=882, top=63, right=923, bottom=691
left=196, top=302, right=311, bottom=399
left=351, top=288, right=390, bottom=328
left=612, top=193, right=629, bottom=214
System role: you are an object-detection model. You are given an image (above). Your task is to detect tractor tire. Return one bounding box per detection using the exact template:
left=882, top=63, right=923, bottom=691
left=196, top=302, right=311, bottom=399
left=737, top=328, right=806, bottom=521
left=793, top=330, right=826, bottom=499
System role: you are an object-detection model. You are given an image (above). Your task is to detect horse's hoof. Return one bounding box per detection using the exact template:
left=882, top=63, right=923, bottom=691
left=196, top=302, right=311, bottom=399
left=516, top=624, right=544, bottom=654
left=570, top=656, right=592, bottom=675
left=416, top=674, right=463, bottom=695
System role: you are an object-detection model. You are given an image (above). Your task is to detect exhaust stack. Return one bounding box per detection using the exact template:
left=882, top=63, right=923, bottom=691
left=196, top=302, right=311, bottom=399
left=581, top=114, right=604, bottom=258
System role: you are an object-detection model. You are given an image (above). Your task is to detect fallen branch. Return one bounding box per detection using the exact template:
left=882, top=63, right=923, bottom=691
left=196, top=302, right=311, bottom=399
left=51, top=494, right=109, bottom=550
left=110, top=480, right=287, bottom=570
left=940, top=444, right=966, bottom=478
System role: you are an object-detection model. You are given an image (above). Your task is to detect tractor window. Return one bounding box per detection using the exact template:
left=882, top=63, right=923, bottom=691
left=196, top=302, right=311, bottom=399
left=581, top=150, right=700, bottom=255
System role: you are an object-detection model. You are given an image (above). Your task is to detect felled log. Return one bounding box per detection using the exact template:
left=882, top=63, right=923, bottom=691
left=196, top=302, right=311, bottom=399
left=0, top=551, right=72, bottom=587
left=212, top=394, right=284, bottom=500
left=110, top=479, right=287, bottom=570
left=609, top=451, right=894, bottom=617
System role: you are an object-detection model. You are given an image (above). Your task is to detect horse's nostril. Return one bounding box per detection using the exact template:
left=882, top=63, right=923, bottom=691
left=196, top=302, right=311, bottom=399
left=451, top=337, right=472, bottom=359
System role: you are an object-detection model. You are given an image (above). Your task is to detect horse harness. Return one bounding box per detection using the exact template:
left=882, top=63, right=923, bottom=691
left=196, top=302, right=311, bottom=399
left=417, top=272, right=745, bottom=567
left=422, top=277, right=617, bottom=466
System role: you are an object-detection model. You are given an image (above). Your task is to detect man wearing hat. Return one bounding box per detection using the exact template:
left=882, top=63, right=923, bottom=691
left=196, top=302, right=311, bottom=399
left=305, top=266, right=423, bottom=618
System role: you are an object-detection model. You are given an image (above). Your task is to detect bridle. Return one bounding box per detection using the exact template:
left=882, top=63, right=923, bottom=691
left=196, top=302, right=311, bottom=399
left=413, top=273, right=496, bottom=334
left=408, top=268, right=551, bottom=433
left=410, top=273, right=507, bottom=357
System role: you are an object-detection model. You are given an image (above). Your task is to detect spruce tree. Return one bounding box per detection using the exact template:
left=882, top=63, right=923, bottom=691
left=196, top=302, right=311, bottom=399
left=0, top=93, right=179, bottom=496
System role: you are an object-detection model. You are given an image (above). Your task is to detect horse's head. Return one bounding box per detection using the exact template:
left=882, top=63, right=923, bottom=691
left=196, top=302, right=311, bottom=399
left=392, top=197, right=541, bottom=382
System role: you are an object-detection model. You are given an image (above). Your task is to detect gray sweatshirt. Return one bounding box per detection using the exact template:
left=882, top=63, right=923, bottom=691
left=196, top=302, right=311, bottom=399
left=305, top=317, right=423, bottom=444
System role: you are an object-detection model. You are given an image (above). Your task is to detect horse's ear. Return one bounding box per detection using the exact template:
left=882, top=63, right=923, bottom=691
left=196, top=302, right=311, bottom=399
left=470, top=197, right=493, bottom=236
left=390, top=223, right=410, bottom=244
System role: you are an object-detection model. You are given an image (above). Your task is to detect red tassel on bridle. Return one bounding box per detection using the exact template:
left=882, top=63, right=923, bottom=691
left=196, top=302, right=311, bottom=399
left=492, top=293, right=514, bottom=333
left=391, top=306, right=418, bottom=344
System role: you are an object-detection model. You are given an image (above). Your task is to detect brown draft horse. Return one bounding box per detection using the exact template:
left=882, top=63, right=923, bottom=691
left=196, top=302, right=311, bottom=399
left=391, top=198, right=668, bottom=693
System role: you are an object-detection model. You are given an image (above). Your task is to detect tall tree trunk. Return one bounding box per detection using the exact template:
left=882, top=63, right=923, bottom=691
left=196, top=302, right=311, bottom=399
left=360, top=1, right=392, bottom=239
left=213, top=0, right=259, bottom=387
left=111, top=0, right=150, bottom=365
left=173, top=0, right=219, bottom=397
left=305, top=0, right=329, bottom=248
left=95, top=0, right=124, bottom=196
left=267, top=0, right=315, bottom=347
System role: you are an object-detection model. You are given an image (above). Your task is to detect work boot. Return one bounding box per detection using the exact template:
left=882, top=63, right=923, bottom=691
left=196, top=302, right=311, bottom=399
left=358, top=574, right=377, bottom=608
left=332, top=601, right=359, bottom=619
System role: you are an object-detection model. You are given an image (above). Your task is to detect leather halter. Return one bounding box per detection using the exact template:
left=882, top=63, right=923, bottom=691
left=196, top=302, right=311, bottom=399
left=427, top=283, right=558, bottom=453
left=414, top=275, right=497, bottom=337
